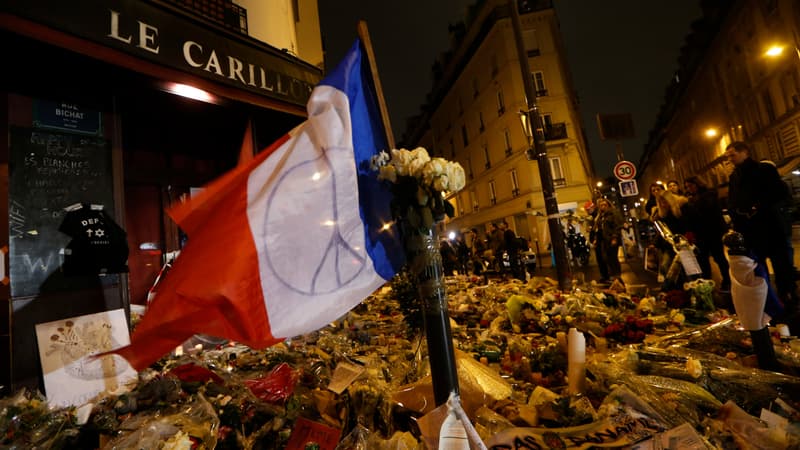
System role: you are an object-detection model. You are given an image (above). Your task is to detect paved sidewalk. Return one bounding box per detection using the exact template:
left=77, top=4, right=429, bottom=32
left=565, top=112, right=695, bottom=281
left=532, top=255, right=662, bottom=293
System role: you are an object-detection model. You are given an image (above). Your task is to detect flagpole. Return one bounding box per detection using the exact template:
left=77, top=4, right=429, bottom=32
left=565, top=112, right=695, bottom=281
left=357, top=21, right=460, bottom=406
left=357, top=21, right=395, bottom=149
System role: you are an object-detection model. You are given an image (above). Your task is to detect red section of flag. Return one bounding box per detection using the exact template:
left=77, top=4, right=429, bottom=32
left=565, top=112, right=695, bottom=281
left=107, top=134, right=291, bottom=371
left=237, top=120, right=254, bottom=165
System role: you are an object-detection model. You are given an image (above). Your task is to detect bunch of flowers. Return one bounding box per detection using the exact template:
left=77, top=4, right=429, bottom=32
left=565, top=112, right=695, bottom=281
left=602, top=315, right=654, bottom=344
left=371, top=147, right=465, bottom=233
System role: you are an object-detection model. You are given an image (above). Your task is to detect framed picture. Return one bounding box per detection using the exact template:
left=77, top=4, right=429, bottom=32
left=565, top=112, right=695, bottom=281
left=618, top=180, right=639, bottom=197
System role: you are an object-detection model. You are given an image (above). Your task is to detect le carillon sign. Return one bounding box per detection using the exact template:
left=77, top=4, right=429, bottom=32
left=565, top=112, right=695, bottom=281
left=3, top=0, right=322, bottom=107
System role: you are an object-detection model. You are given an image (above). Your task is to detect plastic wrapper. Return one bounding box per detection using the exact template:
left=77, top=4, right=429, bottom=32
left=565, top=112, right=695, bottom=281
left=392, top=350, right=511, bottom=417
left=0, top=388, right=82, bottom=449
left=103, top=394, right=219, bottom=449
left=712, top=400, right=790, bottom=449
left=366, top=430, right=422, bottom=449
left=243, top=362, right=299, bottom=404
left=472, top=406, right=516, bottom=442
left=703, top=367, right=800, bottom=416
left=334, top=424, right=370, bottom=450
left=486, top=386, right=668, bottom=449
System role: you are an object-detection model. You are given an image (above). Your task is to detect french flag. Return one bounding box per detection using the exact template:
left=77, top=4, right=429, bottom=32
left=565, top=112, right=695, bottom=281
left=113, top=40, right=405, bottom=370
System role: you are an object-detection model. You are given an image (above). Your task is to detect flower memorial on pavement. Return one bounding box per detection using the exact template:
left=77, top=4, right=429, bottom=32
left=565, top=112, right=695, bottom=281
left=2, top=148, right=800, bottom=448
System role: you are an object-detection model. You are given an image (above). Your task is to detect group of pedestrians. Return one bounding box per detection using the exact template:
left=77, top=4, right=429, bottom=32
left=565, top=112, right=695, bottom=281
left=639, top=141, right=798, bottom=331
left=440, top=222, right=530, bottom=281
left=643, top=176, right=732, bottom=292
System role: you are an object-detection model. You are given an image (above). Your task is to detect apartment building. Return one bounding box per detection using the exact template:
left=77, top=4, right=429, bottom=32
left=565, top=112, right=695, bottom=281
left=639, top=0, right=800, bottom=201
left=403, top=0, right=594, bottom=250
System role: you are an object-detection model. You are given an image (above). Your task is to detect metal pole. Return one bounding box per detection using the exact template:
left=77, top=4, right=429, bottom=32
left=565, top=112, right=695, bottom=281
left=508, top=0, right=571, bottom=290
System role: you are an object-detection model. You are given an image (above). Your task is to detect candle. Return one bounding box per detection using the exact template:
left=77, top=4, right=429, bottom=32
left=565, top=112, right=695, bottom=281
left=567, top=328, right=586, bottom=395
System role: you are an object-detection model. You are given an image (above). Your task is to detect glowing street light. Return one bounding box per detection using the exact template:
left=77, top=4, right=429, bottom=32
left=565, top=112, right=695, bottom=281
left=764, top=42, right=800, bottom=60
left=765, top=45, right=785, bottom=57
left=704, top=128, right=718, bottom=138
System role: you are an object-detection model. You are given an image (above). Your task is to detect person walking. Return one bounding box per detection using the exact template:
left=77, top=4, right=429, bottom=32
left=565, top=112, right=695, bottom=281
left=489, top=223, right=505, bottom=272
left=683, top=176, right=731, bottom=291
left=726, top=141, right=798, bottom=329
left=621, top=221, right=637, bottom=259
left=651, top=186, right=689, bottom=288
left=667, top=179, right=683, bottom=196
left=592, top=198, right=624, bottom=283
left=498, top=221, right=522, bottom=280
left=469, top=228, right=486, bottom=275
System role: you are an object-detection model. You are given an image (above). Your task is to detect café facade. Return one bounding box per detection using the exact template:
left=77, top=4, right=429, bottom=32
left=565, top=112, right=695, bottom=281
left=0, top=0, right=323, bottom=391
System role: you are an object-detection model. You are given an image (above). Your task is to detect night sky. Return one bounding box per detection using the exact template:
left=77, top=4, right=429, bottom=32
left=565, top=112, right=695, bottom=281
left=318, top=1, right=702, bottom=177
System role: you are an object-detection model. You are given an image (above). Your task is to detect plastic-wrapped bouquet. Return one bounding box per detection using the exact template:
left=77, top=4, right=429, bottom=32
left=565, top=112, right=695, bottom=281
left=370, top=147, right=465, bottom=232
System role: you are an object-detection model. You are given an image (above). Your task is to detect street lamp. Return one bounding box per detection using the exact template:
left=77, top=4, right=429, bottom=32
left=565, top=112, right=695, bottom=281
left=764, top=44, right=800, bottom=59
left=704, top=128, right=718, bottom=138
left=510, top=0, right=571, bottom=290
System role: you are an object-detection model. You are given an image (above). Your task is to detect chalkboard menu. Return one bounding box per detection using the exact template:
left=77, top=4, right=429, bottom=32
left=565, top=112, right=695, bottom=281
left=8, top=126, right=114, bottom=297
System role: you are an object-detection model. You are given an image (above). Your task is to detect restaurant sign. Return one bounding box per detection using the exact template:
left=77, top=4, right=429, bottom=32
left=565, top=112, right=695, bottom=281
left=3, top=0, right=322, bottom=107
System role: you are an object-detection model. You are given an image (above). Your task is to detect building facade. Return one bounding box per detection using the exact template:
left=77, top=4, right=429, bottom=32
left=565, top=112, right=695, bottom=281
left=639, top=0, right=800, bottom=204
left=403, top=0, right=594, bottom=252
left=0, top=0, right=323, bottom=392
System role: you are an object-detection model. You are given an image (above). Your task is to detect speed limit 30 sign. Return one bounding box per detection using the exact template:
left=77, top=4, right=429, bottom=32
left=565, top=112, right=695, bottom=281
left=613, top=160, right=636, bottom=181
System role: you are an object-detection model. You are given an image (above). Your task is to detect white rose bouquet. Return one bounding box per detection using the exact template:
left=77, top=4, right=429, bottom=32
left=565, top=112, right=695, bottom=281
left=371, top=147, right=465, bottom=233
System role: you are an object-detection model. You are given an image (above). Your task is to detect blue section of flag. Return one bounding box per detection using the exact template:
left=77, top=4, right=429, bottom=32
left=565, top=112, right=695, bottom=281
left=319, top=40, right=405, bottom=279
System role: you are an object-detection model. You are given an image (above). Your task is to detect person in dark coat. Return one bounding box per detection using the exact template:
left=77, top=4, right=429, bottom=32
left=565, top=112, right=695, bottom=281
left=726, top=141, right=797, bottom=328
left=591, top=197, right=624, bottom=282
left=683, top=176, right=731, bottom=291
left=500, top=221, right=524, bottom=280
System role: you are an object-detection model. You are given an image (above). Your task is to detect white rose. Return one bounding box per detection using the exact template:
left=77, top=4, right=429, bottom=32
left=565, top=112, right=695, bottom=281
left=423, top=158, right=448, bottom=187
left=378, top=165, right=397, bottom=183
left=390, top=148, right=413, bottom=176
left=410, top=147, right=431, bottom=163
left=370, top=151, right=390, bottom=171
left=431, top=175, right=448, bottom=192
left=408, top=156, right=429, bottom=178
left=446, top=162, right=466, bottom=192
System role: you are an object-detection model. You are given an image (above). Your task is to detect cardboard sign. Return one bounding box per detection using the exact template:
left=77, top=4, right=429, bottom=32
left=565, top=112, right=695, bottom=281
left=326, top=360, right=365, bottom=394
left=285, top=417, right=341, bottom=450
left=35, top=308, right=137, bottom=407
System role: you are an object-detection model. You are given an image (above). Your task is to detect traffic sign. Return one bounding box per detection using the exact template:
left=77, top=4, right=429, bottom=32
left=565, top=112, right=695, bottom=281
left=613, top=160, right=636, bottom=181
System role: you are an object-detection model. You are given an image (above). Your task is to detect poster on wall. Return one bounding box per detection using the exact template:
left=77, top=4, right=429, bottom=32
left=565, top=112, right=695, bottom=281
left=35, top=308, right=137, bottom=407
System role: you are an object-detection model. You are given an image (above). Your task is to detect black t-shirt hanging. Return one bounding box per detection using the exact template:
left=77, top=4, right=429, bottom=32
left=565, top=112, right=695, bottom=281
left=59, top=203, right=129, bottom=275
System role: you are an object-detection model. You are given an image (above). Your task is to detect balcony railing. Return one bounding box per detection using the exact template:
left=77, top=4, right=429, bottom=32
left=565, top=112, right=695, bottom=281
left=535, top=89, right=548, bottom=97
left=553, top=178, right=567, bottom=187
left=164, top=0, right=248, bottom=34
left=544, top=123, right=567, bottom=141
